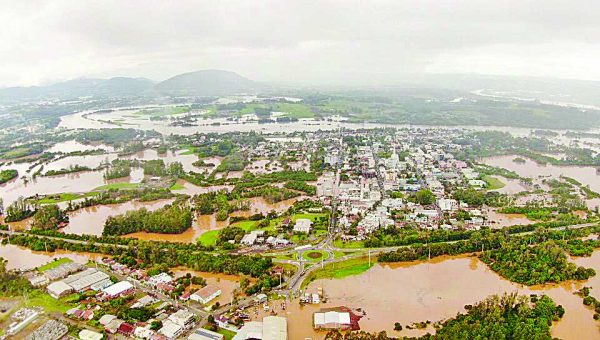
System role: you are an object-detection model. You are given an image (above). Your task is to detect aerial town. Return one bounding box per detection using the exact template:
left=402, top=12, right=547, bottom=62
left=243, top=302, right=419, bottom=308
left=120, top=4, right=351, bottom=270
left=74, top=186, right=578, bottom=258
left=1, top=118, right=600, bottom=339
left=1, top=2, right=600, bottom=339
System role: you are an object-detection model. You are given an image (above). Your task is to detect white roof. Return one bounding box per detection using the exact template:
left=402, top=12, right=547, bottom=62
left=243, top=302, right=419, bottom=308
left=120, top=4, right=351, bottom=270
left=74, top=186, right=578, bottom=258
left=99, top=314, right=117, bottom=326
left=102, top=281, right=133, bottom=296
left=79, top=329, right=104, bottom=340
left=263, top=316, right=287, bottom=340
left=149, top=272, right=173, bottom=285
left=159, top=320, right=183, bottom=338
left=168, top=309, right=195, bottom=326
left=232, top=321, right=263, bottom=340
left=64, top=269, right=110, bottom=291
left=47, top=281, right=72, bottom=295
left=314, top=311, right=350, bottom=326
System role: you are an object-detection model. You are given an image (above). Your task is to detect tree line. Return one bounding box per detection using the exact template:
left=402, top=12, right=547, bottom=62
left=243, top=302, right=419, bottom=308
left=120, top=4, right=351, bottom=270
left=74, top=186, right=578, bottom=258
left=103, top=203, right=193, bottom=236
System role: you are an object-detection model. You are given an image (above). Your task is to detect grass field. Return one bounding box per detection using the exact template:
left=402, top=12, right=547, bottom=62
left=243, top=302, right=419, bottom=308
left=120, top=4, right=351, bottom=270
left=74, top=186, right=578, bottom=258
left=169, top=182, right=185, bottom=190
left=275, top=103, right=315, bottom=119
left=94, top=182, right=141, bottom=191
left=302, top=257, right=374, bottom=289
left=197, top=230, right=219, bottom=247
left=35, top=192, right=99, bottom=204
left=23, top=290, right=74, bottom=313
left=291, top=213, right=328, bottom=222
left=230, top=220, right=258, bottom=232
left=483, top=175, right=505, bottom=190
left=217, top=328, right=236, bottom=340
left=333, top=239, right=364, bottom=249
left=38, top=258, right=72, bottom=272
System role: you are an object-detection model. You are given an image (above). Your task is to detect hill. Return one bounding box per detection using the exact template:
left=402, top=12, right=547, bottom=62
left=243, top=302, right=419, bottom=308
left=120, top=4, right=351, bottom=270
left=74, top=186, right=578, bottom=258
left=154, top=69, right=257, bottom=96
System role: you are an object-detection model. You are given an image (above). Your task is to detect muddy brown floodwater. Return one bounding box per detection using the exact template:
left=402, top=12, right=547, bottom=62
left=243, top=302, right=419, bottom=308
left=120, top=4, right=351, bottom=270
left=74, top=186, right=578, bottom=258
left=0, top=244, right=101, bottom=271
left=482, top=155, right=600, bottom=192
left=172, top=268, right=242, bottom=307
left=230, top=197, right=303, bottom=218
left=262, top=253, right=600, bottom=340
left=62, top=199, right=175, bottom=236
left=127, top=197, right=299, bottom=243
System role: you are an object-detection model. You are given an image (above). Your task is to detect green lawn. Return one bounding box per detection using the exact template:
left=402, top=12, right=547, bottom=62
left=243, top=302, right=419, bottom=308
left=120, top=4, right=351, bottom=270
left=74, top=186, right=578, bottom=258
left=217, top=328, right=236, bottom=340
left=230, top=220, right=258, bottom=232
left=333, top=250, right=357, bottom=259
left=274, top=103, right=315, bottom=119
left=170, top=182, right=185, bottom=190
left=302, top=257, right=374, bottom=289
left=23, top=290, right=75, bottom=313
left=34, top=192, right=98, bottom=204
left=272, top=253, right=296, bottom=261
left=197, top=230, right=219, bottom=247
left=333, top=239, right=364, bottom=249
left=483, top=175, right=505, bottom=190
left=38, top=258, right=72, bottom=272
left=291, top=234, right=309, bottom=244
left=94, top=182, right=141, bottom=191
left=291, top=213, right=328, bottom=222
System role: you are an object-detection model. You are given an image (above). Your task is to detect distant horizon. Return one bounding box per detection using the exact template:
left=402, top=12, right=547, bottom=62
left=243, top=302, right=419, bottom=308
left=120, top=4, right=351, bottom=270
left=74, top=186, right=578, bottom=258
left=2, top=69, right=600, bottom=90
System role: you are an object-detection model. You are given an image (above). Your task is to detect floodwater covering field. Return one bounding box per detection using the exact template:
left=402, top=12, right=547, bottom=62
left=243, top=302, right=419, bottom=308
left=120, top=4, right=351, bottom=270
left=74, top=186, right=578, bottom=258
left=482, top=155, right=600, bottom=192
left=273, top=253, right=600, bottom=339
left=0, top=244, right=101, bottom=271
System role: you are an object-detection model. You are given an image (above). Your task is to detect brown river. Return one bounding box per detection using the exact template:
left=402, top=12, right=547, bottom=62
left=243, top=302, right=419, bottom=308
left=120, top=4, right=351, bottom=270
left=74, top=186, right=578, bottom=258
left=250, top=253, right=600, bottom=339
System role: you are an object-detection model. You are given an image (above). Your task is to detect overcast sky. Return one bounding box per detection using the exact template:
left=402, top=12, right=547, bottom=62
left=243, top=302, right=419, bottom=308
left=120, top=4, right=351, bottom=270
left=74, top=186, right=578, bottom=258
left=1, top=0, right=599, bottom=87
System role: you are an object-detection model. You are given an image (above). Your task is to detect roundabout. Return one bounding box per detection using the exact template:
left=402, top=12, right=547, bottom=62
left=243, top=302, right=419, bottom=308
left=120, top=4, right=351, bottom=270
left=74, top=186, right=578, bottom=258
left=301, top=249, right=330, bottom=262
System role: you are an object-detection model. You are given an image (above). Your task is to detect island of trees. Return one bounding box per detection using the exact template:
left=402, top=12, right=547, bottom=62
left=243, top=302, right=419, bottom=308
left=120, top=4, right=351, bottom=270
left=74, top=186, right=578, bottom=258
left=103, top=203, right=192, bottom=236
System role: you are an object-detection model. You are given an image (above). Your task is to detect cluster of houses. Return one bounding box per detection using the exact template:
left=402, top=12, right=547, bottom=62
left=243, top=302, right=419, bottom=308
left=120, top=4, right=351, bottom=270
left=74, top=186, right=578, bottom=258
left=98, top=308, right=196, bottom=339
left=314, top=129, right=504, bottom=239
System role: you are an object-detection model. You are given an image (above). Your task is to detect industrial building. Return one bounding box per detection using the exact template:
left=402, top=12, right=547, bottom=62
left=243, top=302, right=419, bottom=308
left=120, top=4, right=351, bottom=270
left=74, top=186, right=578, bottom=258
left=232, top=316, right=287, bottom=340
left=313, top=310, right=352, bottom=330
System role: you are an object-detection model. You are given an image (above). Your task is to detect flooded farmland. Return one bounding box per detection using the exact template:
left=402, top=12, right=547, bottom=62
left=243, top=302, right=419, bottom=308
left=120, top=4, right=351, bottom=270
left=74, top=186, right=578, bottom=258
left=0, top=244, right=101, bottom=271
left=284, top=253, right=600, bottom=339
left=482, top=155, right=600, bottom=192
left=62, top=198, right=175, bottom=236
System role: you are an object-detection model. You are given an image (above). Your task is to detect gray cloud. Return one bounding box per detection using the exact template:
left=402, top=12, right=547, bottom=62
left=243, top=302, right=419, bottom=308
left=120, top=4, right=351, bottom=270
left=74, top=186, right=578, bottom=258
left=0, top=0, right=599, bottom=86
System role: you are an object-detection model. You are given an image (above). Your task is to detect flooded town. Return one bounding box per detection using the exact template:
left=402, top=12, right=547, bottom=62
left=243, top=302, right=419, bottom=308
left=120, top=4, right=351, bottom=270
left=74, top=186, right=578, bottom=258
left=2, top=2, right=600, bottom=339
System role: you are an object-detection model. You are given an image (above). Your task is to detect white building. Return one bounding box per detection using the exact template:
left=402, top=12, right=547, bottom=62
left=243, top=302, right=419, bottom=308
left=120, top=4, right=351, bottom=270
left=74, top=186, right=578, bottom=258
left=102, top=281, right=133, bottom=298
left=232, top=316, right=288, bottom=340
left=293, top=219, right=312, bottom=233
left=79, top=329, right=104, bottom=340
left=437, top=198, right=458, bottom=211
left=159, top=320, right=183, bottom=339
left=47, top=281, right=73, bottom=299
left=190, top=285, right=222, bottom=305
left=313, top=311, right=351, bottom=330
left=148, top=272, right=173, bottom=286
left=168, top=309, right=195, bottom=328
